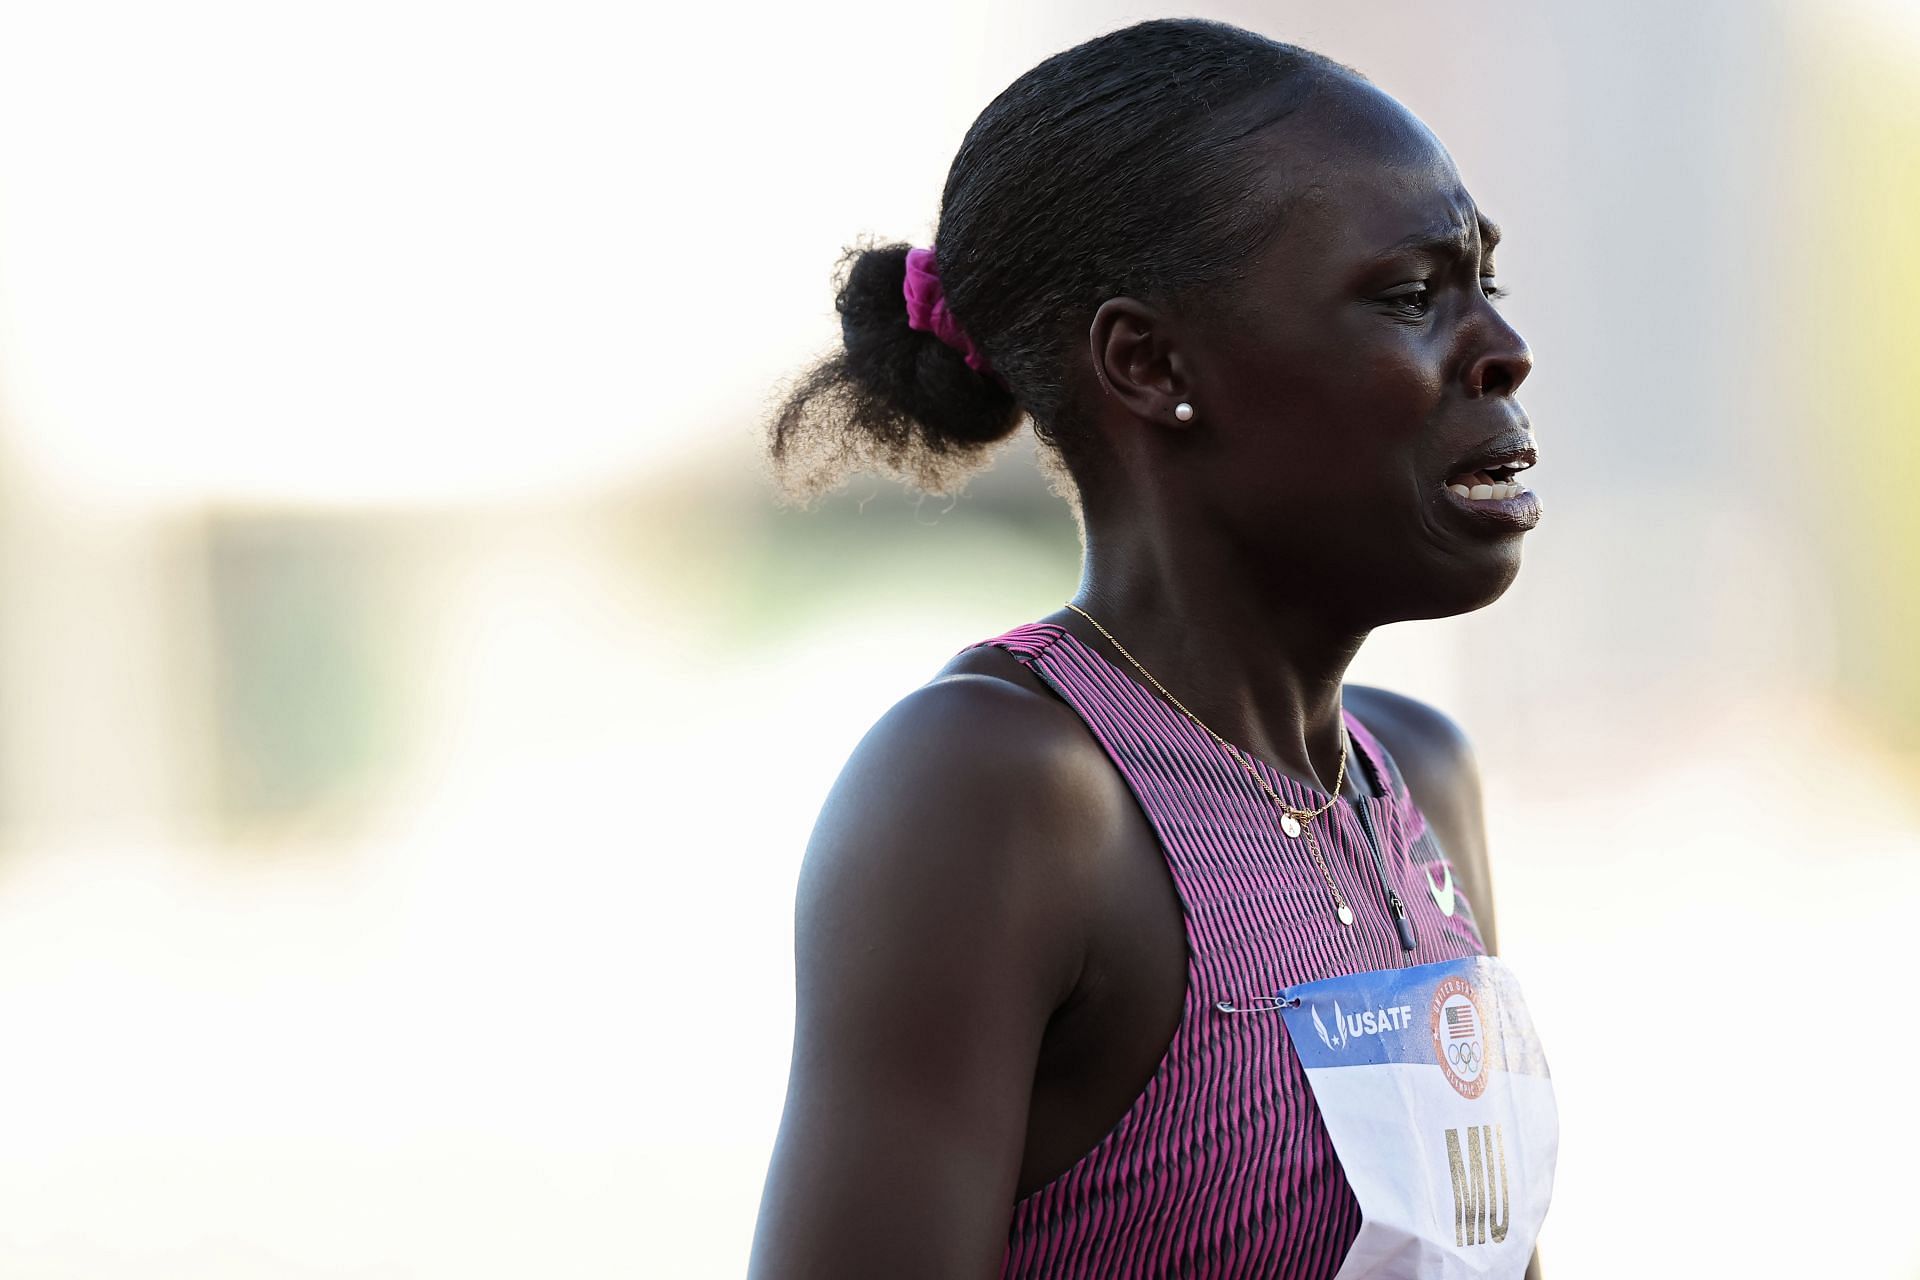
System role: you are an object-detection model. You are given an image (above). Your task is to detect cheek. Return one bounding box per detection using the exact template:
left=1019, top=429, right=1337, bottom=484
left=1351, top=342, right=1448, bottom=436
left=1249, top=324, right=1447, bottom=447
left=1210, top=323, right=1447, bottom=507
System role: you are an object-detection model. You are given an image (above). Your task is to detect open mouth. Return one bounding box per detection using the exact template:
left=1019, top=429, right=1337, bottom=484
left=1445, top=457, right=1534, bottom=502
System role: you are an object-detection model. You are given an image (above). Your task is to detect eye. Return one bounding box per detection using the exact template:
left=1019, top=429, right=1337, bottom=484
left=1481, top=277, right=1509, bottom=300
left=1381, top=283, right=1432, bottom=317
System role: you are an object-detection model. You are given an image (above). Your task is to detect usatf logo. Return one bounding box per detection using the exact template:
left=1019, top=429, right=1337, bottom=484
left=1429, top=976, right=1488, bottom=1099
left=1310, top=999, right=1415, bottom=1052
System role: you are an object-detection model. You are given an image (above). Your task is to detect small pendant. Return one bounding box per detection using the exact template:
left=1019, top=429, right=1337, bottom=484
left=1280, top=813, right=1302, bottom=838
left=1336, top=903, right=1355, bottom=926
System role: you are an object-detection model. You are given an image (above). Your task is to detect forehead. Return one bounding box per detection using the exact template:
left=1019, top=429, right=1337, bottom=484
left=1246, top=78, right=1497, bottom=268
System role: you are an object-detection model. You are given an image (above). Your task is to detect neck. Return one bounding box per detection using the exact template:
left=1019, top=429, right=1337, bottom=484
left=1056, top=516, right=1371, bottom=800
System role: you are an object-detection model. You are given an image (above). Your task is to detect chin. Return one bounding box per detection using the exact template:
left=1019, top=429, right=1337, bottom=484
left=1396, top=543, right=1526, bottom=622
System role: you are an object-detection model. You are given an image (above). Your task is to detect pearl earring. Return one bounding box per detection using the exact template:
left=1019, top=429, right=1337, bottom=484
left=1174, top=402, right=1194, bottom=422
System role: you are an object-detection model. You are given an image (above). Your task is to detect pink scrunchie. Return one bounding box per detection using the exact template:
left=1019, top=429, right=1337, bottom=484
left=902, top=245, right=1003, bottom=384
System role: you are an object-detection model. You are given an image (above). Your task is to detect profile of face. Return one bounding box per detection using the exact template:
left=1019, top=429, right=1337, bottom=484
left=1107, top=76, right=1538, bottom=626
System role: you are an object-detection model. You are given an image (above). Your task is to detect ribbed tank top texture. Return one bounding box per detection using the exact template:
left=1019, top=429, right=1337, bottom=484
left=956, top=620, right=1489, bottom=1280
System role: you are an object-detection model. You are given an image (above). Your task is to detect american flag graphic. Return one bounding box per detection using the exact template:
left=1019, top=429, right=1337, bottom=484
left=1446, top=1005, right=1477, bottom=1040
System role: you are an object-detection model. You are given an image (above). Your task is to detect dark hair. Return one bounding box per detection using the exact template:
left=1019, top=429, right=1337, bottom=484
left=764, top=18, right=1362, bottom=508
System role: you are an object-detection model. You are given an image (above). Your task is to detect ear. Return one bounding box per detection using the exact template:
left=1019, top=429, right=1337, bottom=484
left=1088, top=297, right=1194, bottom=428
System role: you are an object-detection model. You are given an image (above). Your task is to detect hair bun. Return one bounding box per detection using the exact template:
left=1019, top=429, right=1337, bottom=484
left=765, top=239, right=1023, bottom=504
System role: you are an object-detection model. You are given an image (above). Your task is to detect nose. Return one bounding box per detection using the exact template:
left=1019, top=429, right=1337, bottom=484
left=1466, top=312, right=1533, bottom=398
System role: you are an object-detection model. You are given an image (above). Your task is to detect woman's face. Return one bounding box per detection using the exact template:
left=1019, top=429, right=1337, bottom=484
left=1181, top=77, right=1537, bottom=625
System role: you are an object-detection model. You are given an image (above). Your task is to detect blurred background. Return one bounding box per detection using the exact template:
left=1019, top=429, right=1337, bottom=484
left=0, top=0, right=1915, bottom=1275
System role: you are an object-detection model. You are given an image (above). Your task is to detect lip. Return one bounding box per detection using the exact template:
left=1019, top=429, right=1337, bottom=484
left=1438, top=482, right=1543, bottom=533
left=1437, top=421, right=1541, bottom=533
left=1445, top=428, right=1538, bottom=480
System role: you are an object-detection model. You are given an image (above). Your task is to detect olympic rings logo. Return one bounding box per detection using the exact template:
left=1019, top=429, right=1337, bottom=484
left=1429, top=976, right=1491, bottom=1099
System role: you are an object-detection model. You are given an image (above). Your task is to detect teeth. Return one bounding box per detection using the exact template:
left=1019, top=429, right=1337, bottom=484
left=1448, top=459, right=1535, bottom=502
left=1452, top=481, right=1531, bottom=502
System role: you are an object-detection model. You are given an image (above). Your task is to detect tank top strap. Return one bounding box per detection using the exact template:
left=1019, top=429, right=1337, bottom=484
left=962, top=622, right=1414, bottom=809
left=1339, top=704, right=1411, bottom=804
left=953, top=620, right=1061, bottom=663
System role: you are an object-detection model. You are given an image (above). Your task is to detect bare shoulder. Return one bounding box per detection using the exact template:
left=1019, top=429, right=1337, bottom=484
left=1342, top=685, right=1477, bottom=790
left=809, top=640, right=1127, bottom=898
left=827, top=638, right=1105, bottom=808
left=1343, top=684, right=1500, bottom=951
left=793, top=635, right=1138, bottom=1044
left=752, top=642, right=1131, bottom=1275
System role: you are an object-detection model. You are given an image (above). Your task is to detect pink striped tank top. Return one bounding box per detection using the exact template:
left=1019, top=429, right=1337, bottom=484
left=960, top=621, right=1489, bottom=1280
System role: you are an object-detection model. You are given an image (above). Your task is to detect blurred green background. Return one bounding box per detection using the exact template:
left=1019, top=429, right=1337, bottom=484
left=0, top=1, right=1915, bottom=1276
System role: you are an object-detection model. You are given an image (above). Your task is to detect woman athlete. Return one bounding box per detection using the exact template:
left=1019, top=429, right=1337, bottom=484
left=750, top=18, right=1556, bottom=1279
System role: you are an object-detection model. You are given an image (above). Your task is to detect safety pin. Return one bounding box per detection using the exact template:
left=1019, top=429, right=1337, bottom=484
left=1214, top=993, right=1300, bottom=1015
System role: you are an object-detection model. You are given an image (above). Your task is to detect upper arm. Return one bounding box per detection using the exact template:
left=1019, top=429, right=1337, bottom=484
left=1346, top=685, right=1500, bottom=953
left=748, top=673, right=1097, bottom=1280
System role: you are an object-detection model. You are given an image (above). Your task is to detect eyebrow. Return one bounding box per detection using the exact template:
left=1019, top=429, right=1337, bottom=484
left=1372, top=213, right=1503, bottom=262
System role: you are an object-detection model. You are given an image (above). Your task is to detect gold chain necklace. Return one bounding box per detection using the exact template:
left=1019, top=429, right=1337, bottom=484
left=1063, top=601, right=1358, bottom=927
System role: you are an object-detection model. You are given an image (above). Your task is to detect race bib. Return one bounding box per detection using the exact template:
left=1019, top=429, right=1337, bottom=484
left=1278, top=955, right=1557, bottom=1279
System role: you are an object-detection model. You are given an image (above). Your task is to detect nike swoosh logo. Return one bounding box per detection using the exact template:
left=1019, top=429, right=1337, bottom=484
left=1426, top=863, right=1456, bottom=917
